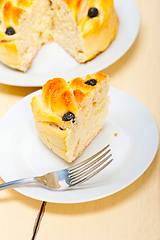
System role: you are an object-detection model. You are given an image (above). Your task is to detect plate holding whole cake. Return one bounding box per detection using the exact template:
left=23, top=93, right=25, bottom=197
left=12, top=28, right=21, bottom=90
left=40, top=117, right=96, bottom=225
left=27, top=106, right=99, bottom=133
left=0, top=0, right=118, bottom=72
left=31, top=73, right=110, bottom=163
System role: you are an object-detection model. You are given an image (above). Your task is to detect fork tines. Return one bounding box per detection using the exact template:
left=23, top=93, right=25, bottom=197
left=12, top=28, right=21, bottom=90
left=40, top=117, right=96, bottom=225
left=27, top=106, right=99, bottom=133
left=68, top=144, right=113, bottom=187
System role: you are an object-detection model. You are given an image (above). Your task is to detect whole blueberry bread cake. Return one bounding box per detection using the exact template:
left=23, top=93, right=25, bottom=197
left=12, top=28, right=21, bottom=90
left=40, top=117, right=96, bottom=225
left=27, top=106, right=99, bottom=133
left=0, top=0, right=118, bottom=72
left=31, top=73, right=110, bottom=163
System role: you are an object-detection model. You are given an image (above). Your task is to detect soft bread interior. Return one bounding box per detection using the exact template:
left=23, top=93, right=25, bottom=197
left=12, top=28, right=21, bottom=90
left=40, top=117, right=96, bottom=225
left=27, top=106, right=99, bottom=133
left=65, top=80, right=110, bottom=162
left=17, top=0, right=53, bottom=71
left=50, top=0, right=85, bottom=62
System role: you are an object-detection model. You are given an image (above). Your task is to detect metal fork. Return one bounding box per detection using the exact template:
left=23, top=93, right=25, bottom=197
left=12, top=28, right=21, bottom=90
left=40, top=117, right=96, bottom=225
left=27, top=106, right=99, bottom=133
left=0, top=145, right=113, bottom=191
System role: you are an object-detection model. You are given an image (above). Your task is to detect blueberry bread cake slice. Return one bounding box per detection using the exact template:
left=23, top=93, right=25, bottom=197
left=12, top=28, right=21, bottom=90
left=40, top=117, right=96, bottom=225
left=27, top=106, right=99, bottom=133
left=31, top=73, right=110, bottom=163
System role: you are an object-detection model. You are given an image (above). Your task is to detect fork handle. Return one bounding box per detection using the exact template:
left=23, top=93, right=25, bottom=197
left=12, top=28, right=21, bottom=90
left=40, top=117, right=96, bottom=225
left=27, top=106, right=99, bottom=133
left=0, top=177, right=36, bottom=190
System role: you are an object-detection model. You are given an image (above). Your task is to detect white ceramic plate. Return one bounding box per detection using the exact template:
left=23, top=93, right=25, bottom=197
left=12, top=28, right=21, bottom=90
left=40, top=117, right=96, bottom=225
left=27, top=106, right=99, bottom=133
left=0, top=87, right=159, bottom=203
left=0, top=0, right=140, bottom=87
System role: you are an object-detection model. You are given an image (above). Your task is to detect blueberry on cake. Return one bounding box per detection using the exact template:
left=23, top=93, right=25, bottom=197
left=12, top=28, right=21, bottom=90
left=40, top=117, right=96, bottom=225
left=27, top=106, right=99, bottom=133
left=31, top=73, right=110, bottom=163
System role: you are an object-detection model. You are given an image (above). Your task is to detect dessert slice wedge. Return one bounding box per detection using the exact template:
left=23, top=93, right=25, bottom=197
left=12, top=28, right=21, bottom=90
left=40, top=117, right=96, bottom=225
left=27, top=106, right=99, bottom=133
left=31, top=73, right=110, bottom=163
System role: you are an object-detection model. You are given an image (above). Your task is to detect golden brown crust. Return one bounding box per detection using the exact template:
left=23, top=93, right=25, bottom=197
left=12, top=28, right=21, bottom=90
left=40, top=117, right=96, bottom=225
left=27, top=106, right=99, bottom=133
left=61, top=0, right=118, bottom=36
left=73, top=89, right=85, bottom=103
left=70, top=73, right=108, bottom=91
left=3, top=1, right=25, bottom=26
left=42, top=77, right=79, bottom=115
left=31, top=73, right=109, bottom=123
left=0, top=1, right=28, bottom=34
left=0, top=41, right=23, bottom=68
